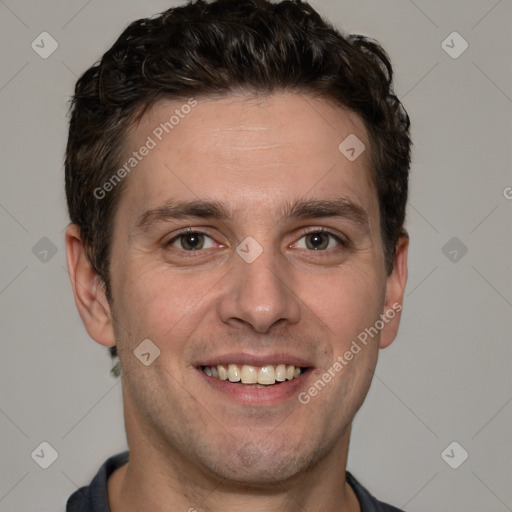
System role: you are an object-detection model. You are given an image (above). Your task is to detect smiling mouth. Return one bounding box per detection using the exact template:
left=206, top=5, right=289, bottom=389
left=200, top=363, right=306, bottom=387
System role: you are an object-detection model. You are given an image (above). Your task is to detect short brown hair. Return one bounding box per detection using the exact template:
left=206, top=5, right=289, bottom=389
left=65, top=0, right=411, bottom=299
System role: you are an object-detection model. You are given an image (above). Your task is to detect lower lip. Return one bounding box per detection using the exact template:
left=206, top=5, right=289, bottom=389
left=197, top=368, right=312, bottom=405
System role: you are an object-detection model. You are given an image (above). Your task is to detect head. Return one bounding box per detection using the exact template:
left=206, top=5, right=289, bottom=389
left=65, top=0, right=410, bottom=487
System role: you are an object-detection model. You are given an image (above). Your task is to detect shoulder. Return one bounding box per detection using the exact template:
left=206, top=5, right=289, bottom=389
left=66, top=451, right=129, bottom=512
left=346, top=471, right=406, bottom=512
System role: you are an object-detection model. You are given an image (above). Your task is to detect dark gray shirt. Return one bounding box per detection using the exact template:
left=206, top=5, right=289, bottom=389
left=66, top=451, right=405, bottom=512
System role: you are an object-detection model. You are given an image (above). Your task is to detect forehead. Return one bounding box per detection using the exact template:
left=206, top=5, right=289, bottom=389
left=117, top=93, right=377, bottom=226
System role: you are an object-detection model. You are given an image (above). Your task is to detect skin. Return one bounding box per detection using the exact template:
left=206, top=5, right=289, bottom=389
left=66, top=92, right=408, bottom=512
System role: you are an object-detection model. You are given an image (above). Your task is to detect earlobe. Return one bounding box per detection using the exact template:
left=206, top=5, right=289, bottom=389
left=65, top=224, right=116, bottom=347
left=379, top=234, right=409, bottom=349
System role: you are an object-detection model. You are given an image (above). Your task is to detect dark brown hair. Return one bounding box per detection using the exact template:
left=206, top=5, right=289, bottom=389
left=65, top=0, right=411, bottom=366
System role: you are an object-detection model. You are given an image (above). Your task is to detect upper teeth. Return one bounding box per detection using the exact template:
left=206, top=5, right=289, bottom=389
left=202, top=364, right=302, bottom=385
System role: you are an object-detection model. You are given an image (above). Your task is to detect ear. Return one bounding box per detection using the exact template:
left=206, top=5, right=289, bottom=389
left=379, top=234, right=409, bottom=349
left=65, top=224, right=116, bottom=347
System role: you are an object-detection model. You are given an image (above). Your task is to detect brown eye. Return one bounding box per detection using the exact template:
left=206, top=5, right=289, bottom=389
left=305, top=232, right=330, bottom=250
left=168, top=232, right=215, bottom=251
left=294, top=230, right=343, bottom=251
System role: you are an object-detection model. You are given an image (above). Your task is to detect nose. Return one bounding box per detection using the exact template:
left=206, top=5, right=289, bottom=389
left=219, top=245, right=301, bottom=334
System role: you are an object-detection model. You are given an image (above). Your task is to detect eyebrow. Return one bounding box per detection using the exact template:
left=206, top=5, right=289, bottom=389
left=134, top=197, right=370, bottom=234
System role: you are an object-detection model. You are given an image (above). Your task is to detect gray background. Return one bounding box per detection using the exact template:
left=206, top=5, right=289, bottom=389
left=0, top=1, right=511, bottom=511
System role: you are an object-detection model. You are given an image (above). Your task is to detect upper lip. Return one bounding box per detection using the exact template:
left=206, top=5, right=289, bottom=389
left=195, top=352, right=314, bottom=368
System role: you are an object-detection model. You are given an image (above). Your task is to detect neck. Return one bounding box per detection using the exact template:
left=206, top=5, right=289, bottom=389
left=109, top=392, right=360, bottom=512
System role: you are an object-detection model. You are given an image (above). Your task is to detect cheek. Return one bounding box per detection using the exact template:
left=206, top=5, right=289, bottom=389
left=304, top=264, right=386, bottom=348
left=113, top=262, right=216, bottom=352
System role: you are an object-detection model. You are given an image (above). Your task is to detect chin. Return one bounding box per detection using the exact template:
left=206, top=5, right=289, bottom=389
left=198, top=437, right=321, bottom=487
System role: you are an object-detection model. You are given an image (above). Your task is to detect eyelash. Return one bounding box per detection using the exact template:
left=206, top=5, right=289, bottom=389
left=165, top=227, right=348, bottom=255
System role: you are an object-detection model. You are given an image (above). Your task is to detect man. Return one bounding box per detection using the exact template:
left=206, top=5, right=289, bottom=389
left=64, top=0, right=411, bottom=510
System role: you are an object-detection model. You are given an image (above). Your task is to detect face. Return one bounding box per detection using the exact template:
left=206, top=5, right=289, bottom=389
left=89, top=93, right=406, bottom=484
